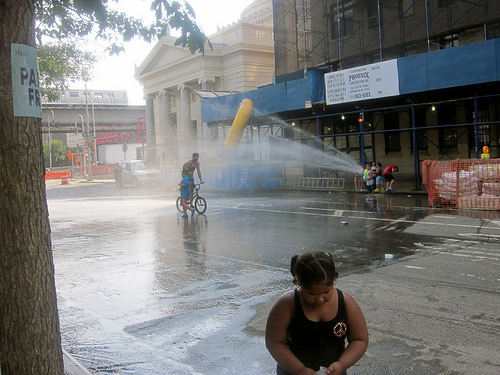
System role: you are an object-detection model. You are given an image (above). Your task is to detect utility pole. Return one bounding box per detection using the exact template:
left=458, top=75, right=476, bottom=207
left=48, top=110, right=54, bottom=169
left=84, top=84, right=93, bottom=181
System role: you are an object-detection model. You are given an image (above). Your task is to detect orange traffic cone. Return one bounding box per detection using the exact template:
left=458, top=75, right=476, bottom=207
left=61, top=172, right=69, bottom=185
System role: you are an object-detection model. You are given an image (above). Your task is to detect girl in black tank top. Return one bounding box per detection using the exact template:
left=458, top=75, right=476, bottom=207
left=266, top=251, right=368, bottom=375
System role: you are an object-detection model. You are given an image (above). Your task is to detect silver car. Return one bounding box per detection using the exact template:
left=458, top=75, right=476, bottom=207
left=115, top=160, right=162, bottom=188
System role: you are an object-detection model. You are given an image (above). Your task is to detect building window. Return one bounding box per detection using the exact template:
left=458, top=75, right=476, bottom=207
left=330, top=1, right=354, bottom=39
left=439, top=33, right=459, bottom=49
left=284, top=126, right=295, bottom=139
left=401, top=0, right=414, bottom=16
left=477, top=107, right=490, bottom=147
left=439, top=128, right=458, bottom=150
left=438, top=105, right=458, bottom=151
left=367, top=0, right=379, bottom=29
left=384, top=112, right=401, bottom=153
left=209, top=126, right=219, bottom=142
left=477, top=124, right=490, bottom=146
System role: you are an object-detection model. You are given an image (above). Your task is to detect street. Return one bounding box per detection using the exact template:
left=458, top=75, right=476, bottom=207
left=46, top=180, right=500, bottom=374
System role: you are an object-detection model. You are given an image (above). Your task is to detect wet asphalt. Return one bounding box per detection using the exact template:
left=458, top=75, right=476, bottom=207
left=46, top=180, right=500, bottom=374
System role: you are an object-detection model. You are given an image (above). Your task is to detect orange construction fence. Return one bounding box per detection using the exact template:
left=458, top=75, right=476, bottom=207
left=45, top=171, right=71, bottom=180
left=422, top=158, right=500, bottom=210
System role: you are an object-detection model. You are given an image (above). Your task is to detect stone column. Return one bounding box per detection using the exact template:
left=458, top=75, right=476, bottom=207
left=200, top=79, right=213, bottom=91
left=156, top=90, right=167, bottom=166
left=145, top=95, right=156, bottom=165
left=155, top=93, right=165, bottom=166
left=199, top=78, right=215, bottom=144
left=177, top=84, right=193, bottom=158
left=161, top=90, right=178, bottom=167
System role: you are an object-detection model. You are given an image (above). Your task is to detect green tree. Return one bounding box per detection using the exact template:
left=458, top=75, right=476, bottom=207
left=44, top=139, right=69, bottom=167
left=38, top=41, right=98, bottom=101
left=0, top=1, right=208, bottom=374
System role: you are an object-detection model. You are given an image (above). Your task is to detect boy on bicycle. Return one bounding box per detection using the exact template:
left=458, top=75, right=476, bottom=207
left=182, top=152, right=204, bottom=198
left=179, top=170, right=196, bottom=218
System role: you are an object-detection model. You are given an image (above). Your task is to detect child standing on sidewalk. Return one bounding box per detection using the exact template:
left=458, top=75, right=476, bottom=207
left=375, top=162, right=384, bottom=192
left=266, top=251, right=368, bottom=375
left=364, top=164, right=376, bottom=201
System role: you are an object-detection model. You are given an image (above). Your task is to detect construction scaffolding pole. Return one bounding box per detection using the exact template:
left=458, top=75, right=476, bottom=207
left=425, top=0, right=431, bottom=52
left=377, top=0, right=383, bottom=61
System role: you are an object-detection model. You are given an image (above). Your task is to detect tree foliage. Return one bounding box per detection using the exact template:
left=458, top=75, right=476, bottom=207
left=38, top=41, right=98, bottom=101
left=43, top=139, right=69, bottom=167
left=34, top=0, right=211, bottom=55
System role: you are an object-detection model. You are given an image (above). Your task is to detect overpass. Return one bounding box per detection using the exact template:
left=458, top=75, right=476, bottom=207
left=41, top=103, right=146, bottom=146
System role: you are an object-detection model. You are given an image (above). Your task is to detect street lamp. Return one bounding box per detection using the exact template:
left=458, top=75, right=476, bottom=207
left=88, top=98, right=97, bottom=166
left=84, top=86, right=93, bottom=181
left=75, top=114, right=84, bottom=134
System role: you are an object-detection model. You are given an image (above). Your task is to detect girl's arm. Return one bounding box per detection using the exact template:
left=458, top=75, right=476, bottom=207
left=327, top=292, right=368, bottom=375
left=265, top=292, right=316, bottom=375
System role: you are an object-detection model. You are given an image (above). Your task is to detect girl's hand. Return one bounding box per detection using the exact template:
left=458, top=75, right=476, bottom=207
left=295, top=367, right=316, bottom=375
left=326, top=362, right=346, bottom=375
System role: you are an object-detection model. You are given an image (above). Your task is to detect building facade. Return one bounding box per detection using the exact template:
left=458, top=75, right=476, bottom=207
left=201, top=0, right=500, bottom=190
left=134, top=0, right=274, bottom=179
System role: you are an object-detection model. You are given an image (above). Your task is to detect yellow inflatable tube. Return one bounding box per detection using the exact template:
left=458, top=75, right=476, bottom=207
left=224, top=99, right=253, bottom=150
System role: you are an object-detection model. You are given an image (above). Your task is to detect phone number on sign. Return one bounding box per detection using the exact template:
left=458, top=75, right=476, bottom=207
left=352, top=92, right=371, bottom=100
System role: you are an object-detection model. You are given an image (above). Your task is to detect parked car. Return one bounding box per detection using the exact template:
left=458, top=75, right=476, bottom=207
left=114, top=160, right=162, bottom=188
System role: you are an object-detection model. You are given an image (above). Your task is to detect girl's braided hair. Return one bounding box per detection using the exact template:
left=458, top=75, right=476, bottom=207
left=290, top=251, right=338, bottom=288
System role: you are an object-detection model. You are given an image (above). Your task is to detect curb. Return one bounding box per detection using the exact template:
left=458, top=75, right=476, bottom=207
left=63, top=349, right=92, bottom=375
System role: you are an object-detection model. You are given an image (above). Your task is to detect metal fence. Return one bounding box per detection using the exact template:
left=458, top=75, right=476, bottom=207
left=284, top=177, right=345, bottom=190
left=423, top=159, right=500, bottom=210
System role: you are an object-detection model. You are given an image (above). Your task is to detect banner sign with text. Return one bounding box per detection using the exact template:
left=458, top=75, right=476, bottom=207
left=325, top=59, right=399, bottom=106
left=11, top=43, right=42, bottom=118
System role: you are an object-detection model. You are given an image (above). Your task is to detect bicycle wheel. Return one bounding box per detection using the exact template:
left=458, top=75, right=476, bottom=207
left=194, top=196, right=207, bottom=214
left=176, top=196, right=183, bottom=212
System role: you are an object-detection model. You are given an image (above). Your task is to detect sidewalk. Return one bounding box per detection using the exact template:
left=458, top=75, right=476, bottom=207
left=344, top=240, right=499, bottom=374
left=352, top=177, right=428, bottom=196
left=249, top=237, right=500, bottom=374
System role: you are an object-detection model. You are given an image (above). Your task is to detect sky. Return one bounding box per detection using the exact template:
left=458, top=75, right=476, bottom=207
left=82, top=0, right=256, bottom=105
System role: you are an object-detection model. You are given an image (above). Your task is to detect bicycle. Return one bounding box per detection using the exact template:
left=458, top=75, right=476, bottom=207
left=176, top=183, right=207, bottom=214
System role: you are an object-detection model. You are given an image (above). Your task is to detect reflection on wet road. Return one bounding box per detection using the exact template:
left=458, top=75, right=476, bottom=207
left=47, top=183, right=500, bottom=374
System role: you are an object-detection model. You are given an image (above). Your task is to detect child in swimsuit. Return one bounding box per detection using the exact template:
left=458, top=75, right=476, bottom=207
left=266, top=251, right=368, bottom=375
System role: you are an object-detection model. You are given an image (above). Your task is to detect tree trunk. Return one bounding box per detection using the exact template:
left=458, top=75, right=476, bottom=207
left=0, top=0, right=64, bottom=373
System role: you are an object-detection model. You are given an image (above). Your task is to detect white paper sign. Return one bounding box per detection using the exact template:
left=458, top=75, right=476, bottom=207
left=11, top=43, right=42, bottom=118
left=325, top=59, right=399, bottom=105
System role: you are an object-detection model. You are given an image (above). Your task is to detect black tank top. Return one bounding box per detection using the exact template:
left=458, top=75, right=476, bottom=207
left=277, top=288, right=348, bottom=374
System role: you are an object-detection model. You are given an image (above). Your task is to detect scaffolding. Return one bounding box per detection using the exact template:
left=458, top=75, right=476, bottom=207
left=273, top=0, right=500, bottom=77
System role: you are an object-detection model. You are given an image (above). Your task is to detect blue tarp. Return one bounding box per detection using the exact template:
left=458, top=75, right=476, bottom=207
left=202, top=38, right=500, bottom=123
left=398, top=38, right=500, bottom=94
left=253, top=83, right=288, bottom=115
left=308, top=68, right=325, bottom=103
left=205, top=162, right=281, bottom=190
